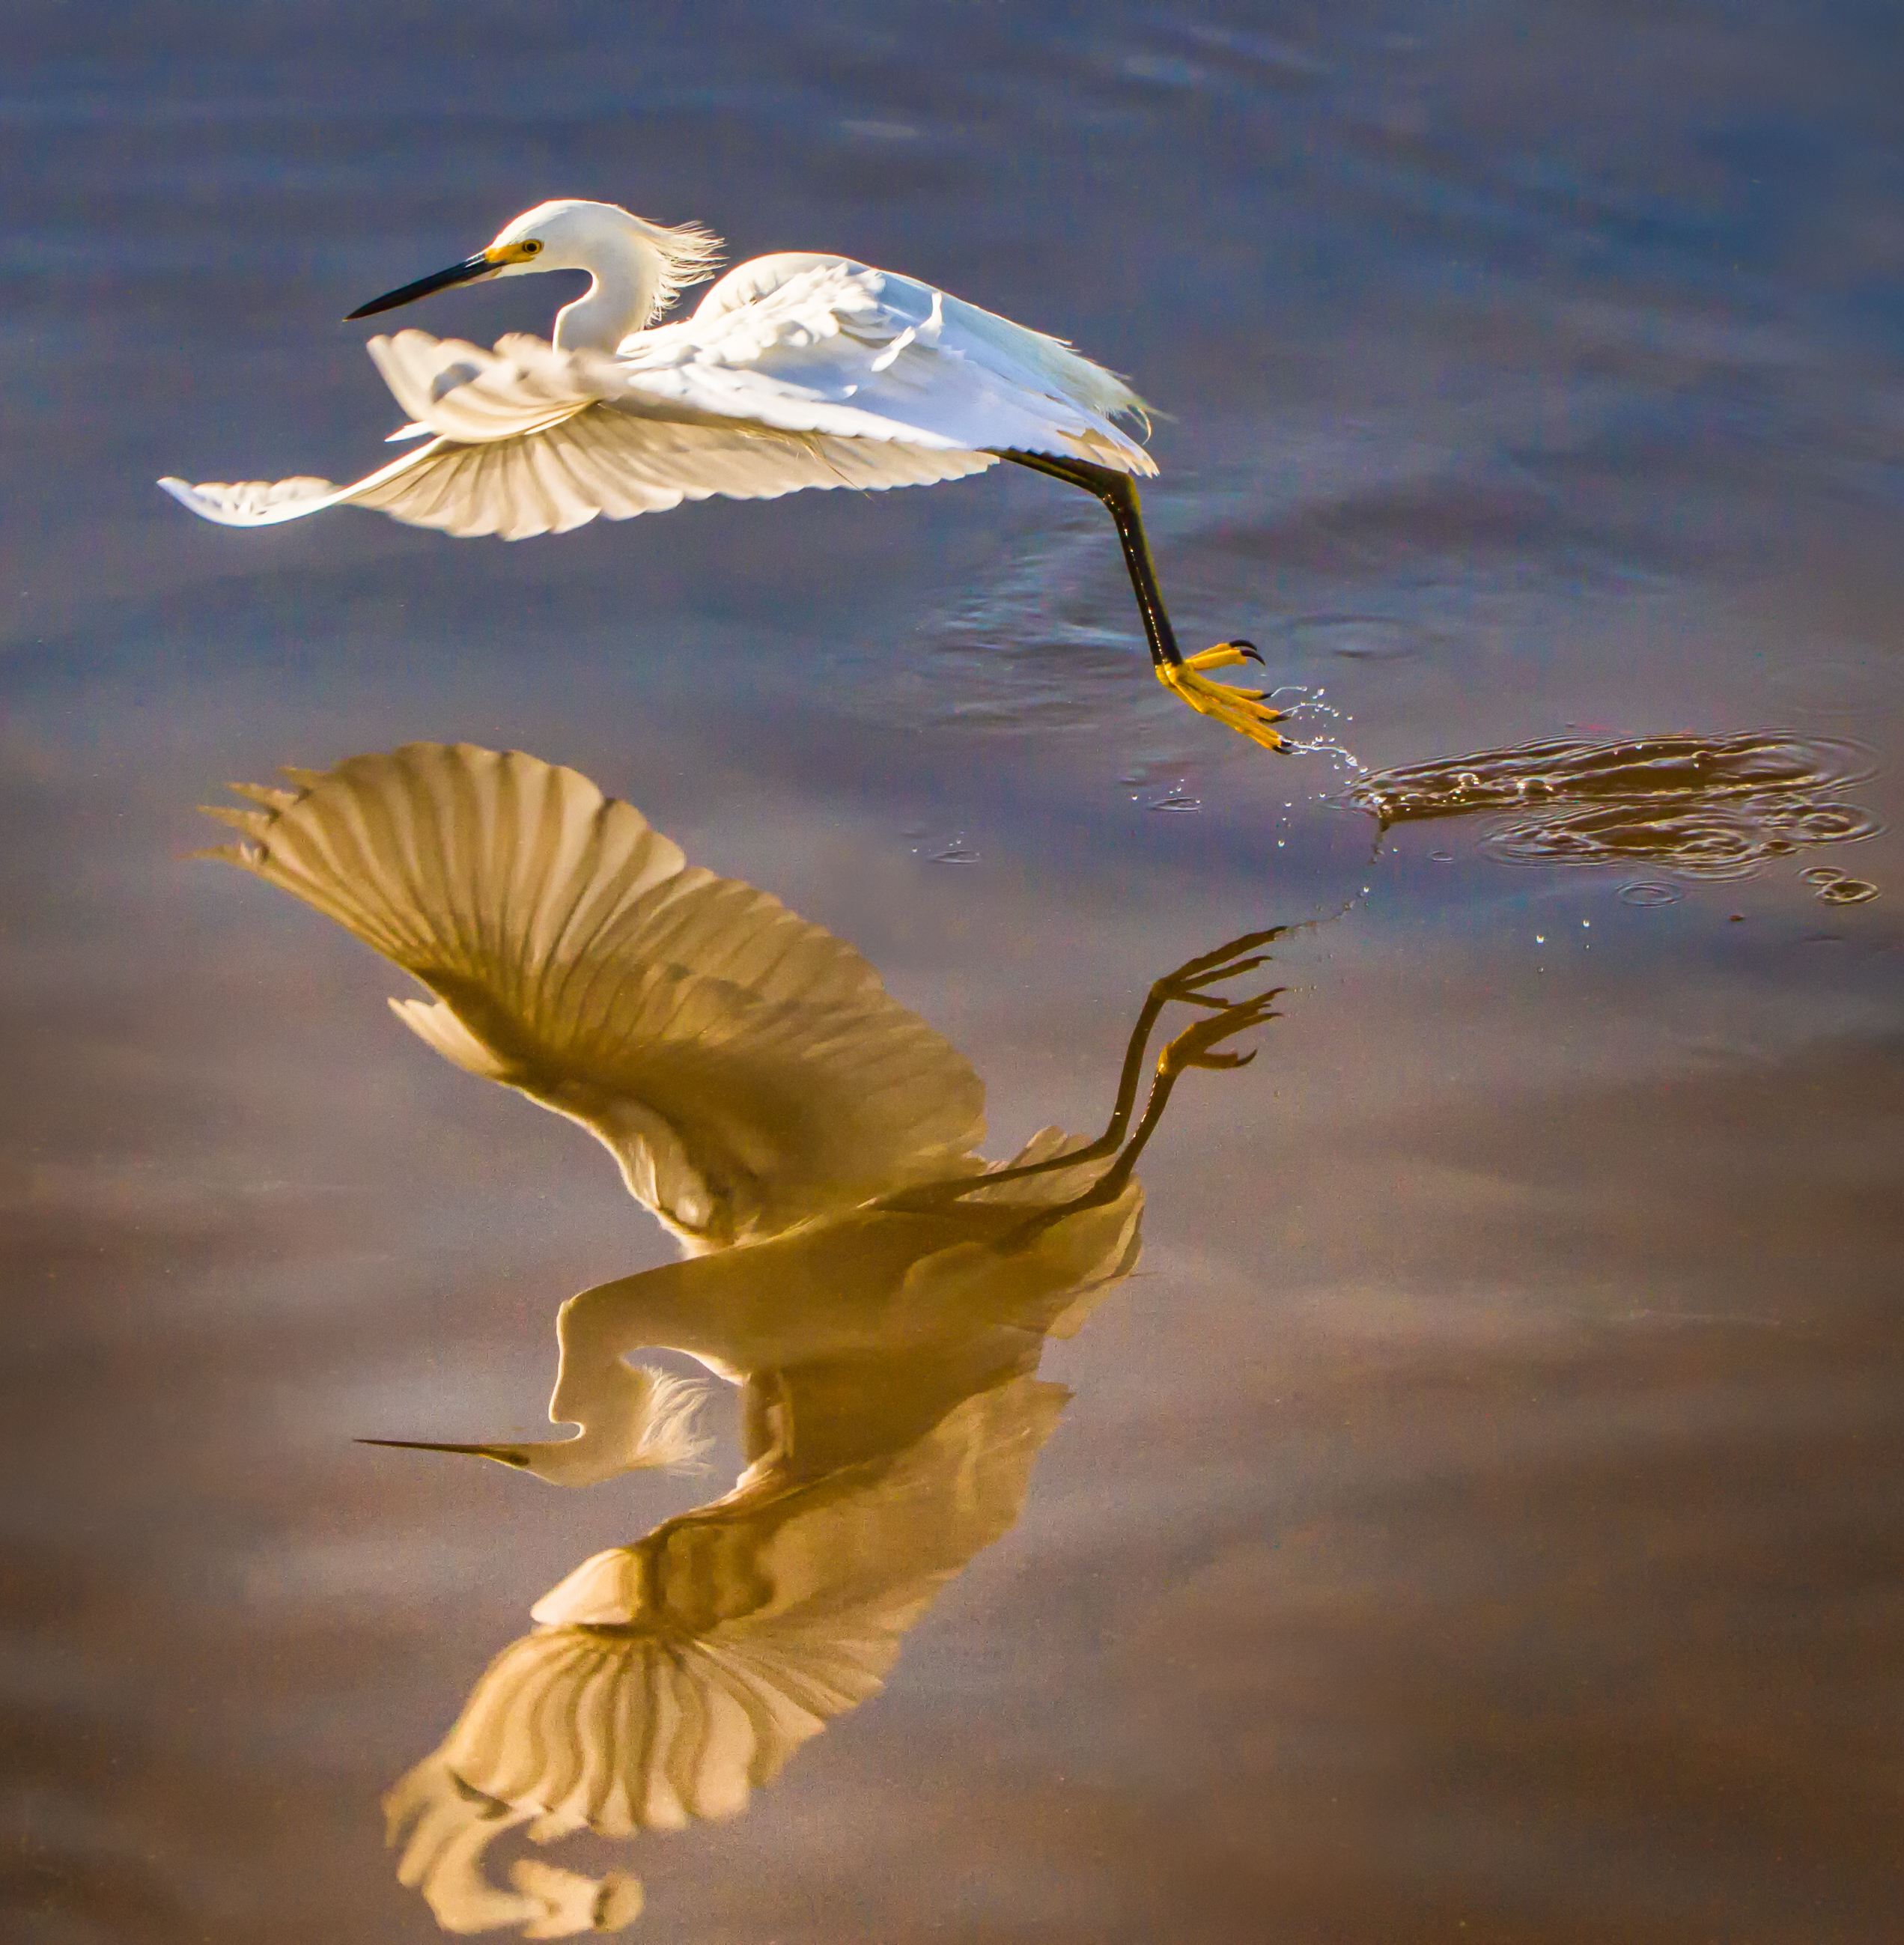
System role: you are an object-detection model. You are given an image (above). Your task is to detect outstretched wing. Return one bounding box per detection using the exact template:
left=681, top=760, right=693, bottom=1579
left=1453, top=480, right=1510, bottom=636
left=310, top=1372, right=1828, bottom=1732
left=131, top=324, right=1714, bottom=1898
left=157, top=330, right=997, bottom=541
left=201, top=743, right=986, bottom=1247
left=159, top=255, right=1152, bottom=541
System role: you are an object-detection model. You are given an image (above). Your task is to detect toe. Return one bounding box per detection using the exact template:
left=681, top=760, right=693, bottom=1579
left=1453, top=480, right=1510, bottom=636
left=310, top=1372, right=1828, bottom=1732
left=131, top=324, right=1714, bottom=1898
left=1185, top=644, right=1247, bottom=672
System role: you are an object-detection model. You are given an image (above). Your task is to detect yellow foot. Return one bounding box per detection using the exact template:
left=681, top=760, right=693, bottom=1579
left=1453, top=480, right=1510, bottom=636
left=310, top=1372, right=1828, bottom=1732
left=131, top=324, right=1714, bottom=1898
left=1156, top=642, right=1286, bottom=751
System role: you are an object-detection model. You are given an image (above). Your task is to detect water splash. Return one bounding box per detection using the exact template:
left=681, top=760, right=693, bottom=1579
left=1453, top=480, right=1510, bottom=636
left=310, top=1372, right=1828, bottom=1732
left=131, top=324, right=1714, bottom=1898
left=1347, top=731, right=1882, bottom=880
left=1272, top=685, right=1367, bottom=773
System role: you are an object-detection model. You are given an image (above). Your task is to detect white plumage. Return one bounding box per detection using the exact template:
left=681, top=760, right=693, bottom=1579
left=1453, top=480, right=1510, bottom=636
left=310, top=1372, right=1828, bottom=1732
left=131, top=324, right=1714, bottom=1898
left=160, top=199, right=1288, bottom=747
left=160, top=228, right=1152, bottom=541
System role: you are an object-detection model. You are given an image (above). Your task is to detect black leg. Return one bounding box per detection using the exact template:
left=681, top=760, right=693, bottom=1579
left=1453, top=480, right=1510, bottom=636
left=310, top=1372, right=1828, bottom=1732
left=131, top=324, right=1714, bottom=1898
left=997, top=450, right=1284, bottom=751
left=1000, top=450, right=1189, bottom=670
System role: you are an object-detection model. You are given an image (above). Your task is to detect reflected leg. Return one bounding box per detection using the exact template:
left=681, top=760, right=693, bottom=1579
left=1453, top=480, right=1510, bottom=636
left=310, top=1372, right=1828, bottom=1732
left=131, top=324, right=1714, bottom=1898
left=881, top=928, right=1287, bottom=1213
left=997, top=975, right=1283, bottom=1248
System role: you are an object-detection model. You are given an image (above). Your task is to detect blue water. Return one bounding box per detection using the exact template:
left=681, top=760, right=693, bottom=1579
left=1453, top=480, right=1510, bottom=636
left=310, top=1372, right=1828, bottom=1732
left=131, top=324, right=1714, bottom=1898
left=5, top=4, right=1901, bottom=1941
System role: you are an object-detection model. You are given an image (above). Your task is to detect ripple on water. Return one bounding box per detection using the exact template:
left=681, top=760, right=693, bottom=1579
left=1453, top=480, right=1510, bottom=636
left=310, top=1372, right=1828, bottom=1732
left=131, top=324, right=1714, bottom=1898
left=1286, top=615, right=1423, bottom=664
left=1346, top=731, right=1883, bottom=882
left=1803, top=865, right=1881, bottom=904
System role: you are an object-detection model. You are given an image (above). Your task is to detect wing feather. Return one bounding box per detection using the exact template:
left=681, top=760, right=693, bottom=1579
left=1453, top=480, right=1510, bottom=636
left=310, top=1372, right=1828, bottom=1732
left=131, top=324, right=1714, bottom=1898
left=203, top=743, right=986, bottom=1246
left=160, top=250, right=1152, bottom=540
left=627, top=255, right=1158, bottom=473
left=162, top=405, right=995, bottom=539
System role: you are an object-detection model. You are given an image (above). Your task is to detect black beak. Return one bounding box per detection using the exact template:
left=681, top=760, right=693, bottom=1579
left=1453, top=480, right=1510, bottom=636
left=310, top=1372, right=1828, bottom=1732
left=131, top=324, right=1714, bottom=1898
left=356, top=1436, right=531, bottom=1468
left=345, top=252, right=494, bottom=321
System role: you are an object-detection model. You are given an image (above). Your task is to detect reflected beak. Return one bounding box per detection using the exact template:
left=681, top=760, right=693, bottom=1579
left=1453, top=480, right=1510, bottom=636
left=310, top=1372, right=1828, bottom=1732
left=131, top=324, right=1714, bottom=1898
left=345, top=251, right=496, bottom=321
left=356, top=1436, right=532, bottom=1469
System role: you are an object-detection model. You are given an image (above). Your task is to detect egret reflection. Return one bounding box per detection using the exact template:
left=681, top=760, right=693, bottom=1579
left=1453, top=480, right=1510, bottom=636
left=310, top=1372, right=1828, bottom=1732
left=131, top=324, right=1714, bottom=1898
left=204, top=743, right=1282, bottom=1934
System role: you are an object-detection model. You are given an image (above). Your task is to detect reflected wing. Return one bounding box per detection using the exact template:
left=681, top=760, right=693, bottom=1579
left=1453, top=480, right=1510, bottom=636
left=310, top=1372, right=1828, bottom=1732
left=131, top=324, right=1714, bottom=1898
left=384, top=1372, right=1065, bottom=1935
left=623, top=253, right=1158, bottom=474
left=202, top=743, right=986, bottom=1246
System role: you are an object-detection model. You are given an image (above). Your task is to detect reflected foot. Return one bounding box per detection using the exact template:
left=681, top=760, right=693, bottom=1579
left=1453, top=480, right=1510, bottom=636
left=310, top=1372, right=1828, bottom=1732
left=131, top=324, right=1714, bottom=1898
left=1151, top=927, right=1285, bottom=1013
left=1157, top=985, right=1284, bottom=1077
left=1157, top=642, right=1286, bottom=751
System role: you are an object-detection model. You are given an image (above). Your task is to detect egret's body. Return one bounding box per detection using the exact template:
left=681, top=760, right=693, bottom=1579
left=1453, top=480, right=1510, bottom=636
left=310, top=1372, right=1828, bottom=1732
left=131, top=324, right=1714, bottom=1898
left=163, top=200, right=1284, bottom=748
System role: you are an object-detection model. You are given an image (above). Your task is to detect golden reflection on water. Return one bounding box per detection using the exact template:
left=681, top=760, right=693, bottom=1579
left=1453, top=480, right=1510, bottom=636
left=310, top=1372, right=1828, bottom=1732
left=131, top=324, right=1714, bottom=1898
left=1348, top=730, right=1883, bottom=886
left=204, top=743, right=1283, bottom=1936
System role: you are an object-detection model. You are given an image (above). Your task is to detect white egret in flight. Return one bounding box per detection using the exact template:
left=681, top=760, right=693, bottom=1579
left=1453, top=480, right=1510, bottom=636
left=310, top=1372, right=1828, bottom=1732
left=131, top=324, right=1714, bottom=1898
left=162, top=201, right=1285, bottom=749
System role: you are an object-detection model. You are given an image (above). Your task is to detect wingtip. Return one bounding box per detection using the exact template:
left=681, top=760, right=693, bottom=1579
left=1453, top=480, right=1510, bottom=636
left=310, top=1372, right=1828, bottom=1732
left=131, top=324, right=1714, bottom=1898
left=186, top=841, right=259, bottom=867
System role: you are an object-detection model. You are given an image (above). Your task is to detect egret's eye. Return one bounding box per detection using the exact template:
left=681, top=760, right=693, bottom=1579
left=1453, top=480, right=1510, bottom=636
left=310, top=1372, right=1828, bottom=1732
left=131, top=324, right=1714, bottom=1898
left=520, top=240, right=543, bottom=255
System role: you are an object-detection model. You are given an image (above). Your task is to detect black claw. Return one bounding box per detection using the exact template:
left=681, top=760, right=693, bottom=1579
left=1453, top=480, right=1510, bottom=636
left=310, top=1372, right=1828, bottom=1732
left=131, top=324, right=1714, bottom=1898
left=1229, top=639, right=1265, bottom=665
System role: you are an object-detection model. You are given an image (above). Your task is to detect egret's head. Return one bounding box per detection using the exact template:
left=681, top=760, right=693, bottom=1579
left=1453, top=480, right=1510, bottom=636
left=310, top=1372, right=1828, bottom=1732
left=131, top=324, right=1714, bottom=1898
left=356, top=1363, right=710, bottom=1489
left=482, top=199, right=640, bottom=277
left=346, top=200, right=723, bottom=327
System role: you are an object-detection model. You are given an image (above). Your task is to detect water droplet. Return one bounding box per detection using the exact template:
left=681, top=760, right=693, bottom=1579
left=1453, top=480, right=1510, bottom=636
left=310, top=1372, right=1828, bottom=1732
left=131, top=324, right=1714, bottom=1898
left=1535, top=934, right=1545, bottom=944
left=1817, top=878, right=1878, bottom=904
left=1620, top=881, right=1679, bottom=907
left=1429, top=850, right=1453, bottom=862
left=1800, top=865, right=1843, bottom=886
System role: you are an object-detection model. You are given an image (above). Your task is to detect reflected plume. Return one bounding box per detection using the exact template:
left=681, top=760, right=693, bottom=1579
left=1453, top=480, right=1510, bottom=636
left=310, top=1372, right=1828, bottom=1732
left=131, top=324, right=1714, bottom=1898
left=1347, top=729, right=1882, bottom=880
left=204, top=743, right=1283, bottom=1933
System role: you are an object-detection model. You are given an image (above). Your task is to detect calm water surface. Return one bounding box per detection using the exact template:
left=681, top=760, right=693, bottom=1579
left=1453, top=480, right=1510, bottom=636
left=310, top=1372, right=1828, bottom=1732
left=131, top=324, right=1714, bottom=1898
left=6, top=4, right=1902, bottom=1941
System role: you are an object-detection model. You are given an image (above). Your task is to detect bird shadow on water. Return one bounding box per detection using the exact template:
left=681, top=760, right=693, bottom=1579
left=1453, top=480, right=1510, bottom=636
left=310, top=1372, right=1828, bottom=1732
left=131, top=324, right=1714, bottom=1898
left=200, top=741, right=1292, bottom=1937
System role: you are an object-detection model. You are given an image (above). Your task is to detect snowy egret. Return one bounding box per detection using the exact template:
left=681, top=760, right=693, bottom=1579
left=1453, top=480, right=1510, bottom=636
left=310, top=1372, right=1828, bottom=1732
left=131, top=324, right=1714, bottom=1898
left=162, top=200, right=1284, bottom=749
left=201, top=742, right=1284, bottom=1491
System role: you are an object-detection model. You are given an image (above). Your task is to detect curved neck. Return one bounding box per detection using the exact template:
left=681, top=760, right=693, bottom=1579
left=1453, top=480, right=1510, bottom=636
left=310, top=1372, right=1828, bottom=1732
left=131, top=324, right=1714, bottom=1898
left=552, top=235, right=661, bottom=353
